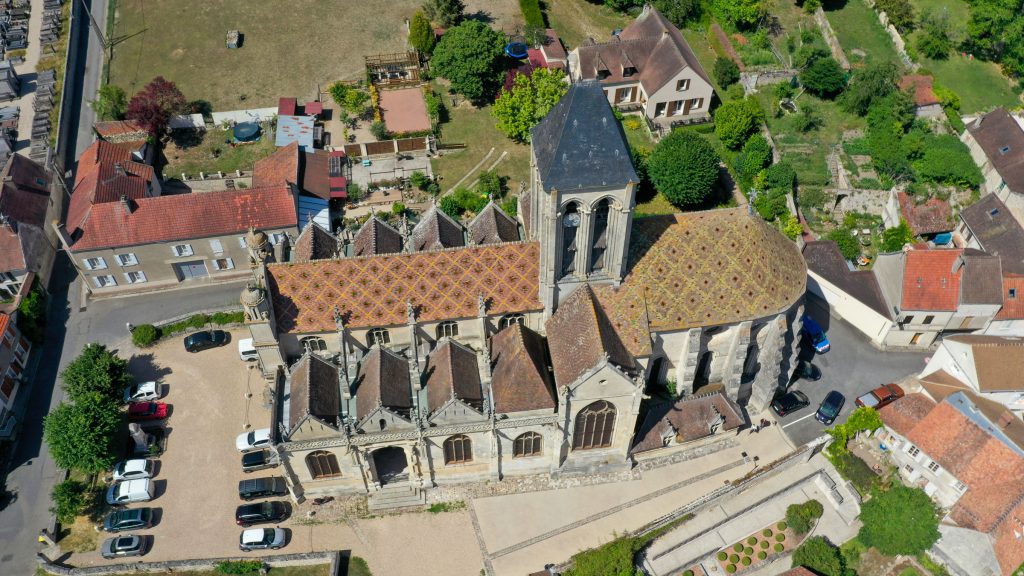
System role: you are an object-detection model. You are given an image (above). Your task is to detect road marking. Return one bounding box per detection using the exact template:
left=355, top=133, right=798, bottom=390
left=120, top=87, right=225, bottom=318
left=782, top=413, right=816, bottom=428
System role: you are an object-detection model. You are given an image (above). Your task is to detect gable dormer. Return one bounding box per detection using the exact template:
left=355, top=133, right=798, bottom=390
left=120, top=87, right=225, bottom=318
left=595, top=54, right=610, bottom=80
left=620, top=49, right=637, bottom=78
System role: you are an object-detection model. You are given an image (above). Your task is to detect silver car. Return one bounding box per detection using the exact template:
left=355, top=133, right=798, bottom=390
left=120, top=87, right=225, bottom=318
left=239, top=527, right=285, bottom=551
left=101, top=535, right=147, bottom=559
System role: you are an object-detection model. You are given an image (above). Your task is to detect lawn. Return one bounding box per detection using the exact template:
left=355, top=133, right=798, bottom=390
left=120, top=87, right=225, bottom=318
left=162, top=127, right=277, bottom=179
left=546, top=0, right=631, bottom=49
left=916, top=54, right=1020, bottom=113
left=621, top=116, right=656, bottom=152
left=431, top=99, right=531, bottom=193
left=108, top=0, right=421, bottom=109
left=823, top=0, right=900, bottom=66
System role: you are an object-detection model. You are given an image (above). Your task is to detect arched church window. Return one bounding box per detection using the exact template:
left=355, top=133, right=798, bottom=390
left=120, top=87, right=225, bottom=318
left=590, top=199, right=610, bottom=273
left=301, top=336, right=328, bottom=352
left=500, top=314, right=525, bottom=329
left=436, top=321, right=459, bottom=339
left=443, top=435, right=473, bottom=464
left=367, top=328, right=390, bottom=346
left=572, top=401, right=616, bottom=450
left=306, top=451, right=341, bottom=479
left=513, top=432, right=543, bottom=457
left=560, top=202, right=581, bottom=278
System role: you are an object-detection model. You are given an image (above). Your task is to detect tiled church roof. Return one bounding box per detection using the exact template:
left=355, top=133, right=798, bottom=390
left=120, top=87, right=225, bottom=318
left=352, top=215, right=403, bottom=257
left=424, top=339, right=484, bottom=413
left=468, top=201, right=519, bottom=245
left=546, top=284, right=636, bottom=387
left=489, top=323, right=557, bottom=413
left=293, top=223, right=337, bottom=261
left=267, top=241, right=542, bottom=333
left=411, top=204, right=465, bottom=251
left=353, top=346, right=413, bottom=419
left=287, top=353, right=341, bottom=432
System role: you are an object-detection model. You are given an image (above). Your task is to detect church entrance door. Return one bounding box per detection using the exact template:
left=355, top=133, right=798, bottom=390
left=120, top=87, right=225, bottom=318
left=373, top=446, right=408, bottom=485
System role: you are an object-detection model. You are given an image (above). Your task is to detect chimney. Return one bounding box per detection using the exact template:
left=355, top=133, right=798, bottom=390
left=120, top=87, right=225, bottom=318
left=974, top=116, right=983, bottom=129
left=120, top=194, right=134, bottom=214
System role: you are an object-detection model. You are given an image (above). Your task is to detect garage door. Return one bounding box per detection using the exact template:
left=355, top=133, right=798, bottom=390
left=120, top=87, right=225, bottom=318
left=174, top=261, right=209, bottom=281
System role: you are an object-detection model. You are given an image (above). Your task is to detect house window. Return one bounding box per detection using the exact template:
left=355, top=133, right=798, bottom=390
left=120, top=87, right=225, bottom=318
left=301, top=336, right=328, bottom=352
left=904, top=464, right=914, bottom=474
left=436, top=321, right=459, bottom=339
left=1000, top=146, right=1011, bottom=154
left=500, top=314, right=525, bottom=329
left=676, top=79, right=690, bottom=91
left=910, top=333, right=924, bottom=345
left=953, top=480, right=966, bottom=492
left=903, top=315, right=914, bottom=325
left=92, top=275, right=117, bottom=288
left=238, top=236, right=248, bottom=249
left=907, top=445, right=921, bottom=457
left=306, top=451, right=341, bottom=479
left=123, top=271, right=147, bottom=284
left=927, top=460, right=940, bottom=473
left=671, top=100, right=686, bottom=116
left=209, top=239, right=224, bottom=255
left=513, top=432, right=543, bottom=458
left=368, top=328, right=390, bottom=346
left=923, top=315, right=935, bottom=325
left=0, top=271, right=16, bottom=283
left=172, top=244, right=194, bottom=257
left=116, top=253, right=138, bottom=266
left=212, top=258, right=235, bottom=271
left=690, top=98, right=704, bottom=110
left=443, top=435, right=472, bottom=464
left=572, top=400, right=616, bottom=450
left=83, top=257, right=107, bottom=270
left=654, top=102, right=667, bottom=117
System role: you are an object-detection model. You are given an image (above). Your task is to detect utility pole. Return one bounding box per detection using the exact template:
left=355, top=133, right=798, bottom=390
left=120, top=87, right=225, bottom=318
left=78, top=0, right=114, bottom=83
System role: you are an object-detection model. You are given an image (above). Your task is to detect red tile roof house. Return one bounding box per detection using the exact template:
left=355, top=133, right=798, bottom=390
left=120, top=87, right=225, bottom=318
left=0, top=311, right=30, bottom=439
left=883, top=190, right=953, bottom=238
left=567, top=5, right=714, bottom=128
left=56, top=140, right=299, bottom=295
left=0, top=155, right=58, bottom=309
left=961, top=108, right=1024, bottom=226
left=878, top=391, right=1024, bottom=575
left=898, top=75, right=943, bottom=119
left=93, top=119, right=153, bottom=164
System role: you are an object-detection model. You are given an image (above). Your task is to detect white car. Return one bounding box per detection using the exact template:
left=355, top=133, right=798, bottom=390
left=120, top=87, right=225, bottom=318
left=112, top=459, right=154, bottom=482
left=123, top=381, right=159, bottom=403
left=238, top=338, right=258, bottom=361
left=106, top=479, right=154, bottom=506
left=239, top=527, right=286, bottom=551
left=236, top=428, right=272, bottom=452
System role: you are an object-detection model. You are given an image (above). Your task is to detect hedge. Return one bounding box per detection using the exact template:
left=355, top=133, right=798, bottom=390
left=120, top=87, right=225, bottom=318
left=519, top=0, right=545, bottom=28
left=133, top=311, right=246, bottom=347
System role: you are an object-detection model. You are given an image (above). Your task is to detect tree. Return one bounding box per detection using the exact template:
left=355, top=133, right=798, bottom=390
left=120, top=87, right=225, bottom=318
left=786, top=500, right=825, bottom=535
left=475, top=169, right=507, bottom=199
left=840, top=61, right=899, bottom=116
left=712, top=0, right=766, bottom=28
left=714, top=98, right=764, bottom=149
left=16, top=280, right=45, bottom=344
left=739, top=135, right=772, bottom=179
left=369, top=120, right=390, bottom=140
left=714, top=57, right=741, bottom=87
left=652, top=0, right=702, bottom=27
left=859, top=485, right=941, bottom=555
left=92, top=85, right=127, bottom=121
left=793, top=536, right=845, bottom=576
left=50, top=479, right=87, bottom=524
left=343, top=90, right=371, bottom=118
left=126, top=76, right=187, bottom=137
left=913, top=133, right=982, bottom=187
left=60, top=343, right=133, bottom=404
left=881, top=220, right=914, bottom=252
left=423, top=0, right=465, bottom=28
left=876, top=0, right=916, bottom=33
left=43, top=392, right=123, bottom=474
left=917, top=9, right=954, bottom=59
left=800, top=57, right=846, bottom=97
left=409, top=10, right=436, bottom=54
left=647, top=131, right=720, bottom=208
left=492, top=67, right=568, bottom=141
left=431, top=21, right=506, bottom=103
left=827, top=228, right=861, bottom=260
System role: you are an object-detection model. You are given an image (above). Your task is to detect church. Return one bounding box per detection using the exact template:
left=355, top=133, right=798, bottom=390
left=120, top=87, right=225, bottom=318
left=238, top=82, right=807, bottom=499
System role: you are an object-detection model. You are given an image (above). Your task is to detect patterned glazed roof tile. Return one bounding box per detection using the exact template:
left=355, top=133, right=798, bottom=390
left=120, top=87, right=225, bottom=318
left=352, top=216, right=403, bottom=257
left=286, top=353, right=341, bottom=432
left=546, top=284, right=635, bottom=387
left=267, top=242, right=542, bottom=333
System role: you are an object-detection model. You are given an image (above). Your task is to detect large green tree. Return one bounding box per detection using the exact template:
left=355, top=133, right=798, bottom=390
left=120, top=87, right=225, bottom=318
left=647, top=131, right=720, bottom=208
left=840, top=61, right=899, bottom=116
left=43, top=392, right=123, bottom=474
left=492, top=67, right=568, bottom=142
left=793, top=536, right=846, bottom=576
left=711, top=0, right=765, bottom=28
left=859, top=485, right=941, bottom=555
left=409, top=10, right=436, bottom=54
left=423, top=0, right=465, bottom=28
left=92, top=85, right=128, bottom=122
left=800, top=56, right=846, bottom=97
left=431, top=21, right=506, bottom=103
left=917, top=9, right=954, bottom=59
left=60, top=343, right=134, bottom=404
left=714, top=98, right=764, bottom=149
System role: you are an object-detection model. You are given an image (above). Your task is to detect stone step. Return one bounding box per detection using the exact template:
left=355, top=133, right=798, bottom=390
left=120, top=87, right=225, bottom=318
left=367, top=485, right=426, bottom=512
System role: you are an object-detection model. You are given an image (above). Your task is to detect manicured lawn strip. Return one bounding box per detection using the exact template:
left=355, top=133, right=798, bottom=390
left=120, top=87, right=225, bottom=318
left=916, top=55, right=1019, bottom=113
left=163, top=128, right=277, bottom=179
left=431, top=101, right=531, bottom=193
left=823, top=0, right=899, bottom=65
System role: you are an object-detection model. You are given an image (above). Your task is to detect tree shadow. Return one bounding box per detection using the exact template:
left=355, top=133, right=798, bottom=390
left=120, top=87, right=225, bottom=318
left=464, top=10, right=494, bottom=25
left=127, top=353, right=173, bottom=383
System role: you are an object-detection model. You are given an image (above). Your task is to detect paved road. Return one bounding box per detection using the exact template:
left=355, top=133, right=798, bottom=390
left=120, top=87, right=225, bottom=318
left=773, top=296, right=928, bottom=446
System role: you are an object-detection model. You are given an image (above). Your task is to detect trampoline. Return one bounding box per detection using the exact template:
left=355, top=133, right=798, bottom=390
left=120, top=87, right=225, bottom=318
left=233, top=122, right=261, bottom=142
left=504, top=41, right=529, bottom=59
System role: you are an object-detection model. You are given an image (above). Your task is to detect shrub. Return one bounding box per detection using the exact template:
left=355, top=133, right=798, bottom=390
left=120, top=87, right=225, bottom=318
left=740, top=135, right=772, bottom=179
left=794, top=536, right=846, bottom=576
left=718, top=551, right=729, bottom=561
left=758, top=551, right=767, bottom=560
left=131, top=324, right=160, bottom=347
left=775, top=543, right=785, bottom=552
left=684, top=571, right=694, bottom=576
left=801, top=57, right=846, bottom=97
left=715, top=98, right=764, bottom=149
left=733, top=543, right=743, bottom=552
left=647, top=130, right=721, bottom=207
left=741, top=557, right=752, bottom=566
left=917, top=10, right=953, bottom=59
left=913, top=133, right=982, bottom=187
left=623, top=116, right=644, bottom=131
left=880, top=220, right=914, bottom=252
left=783, top=214, right=803, bottom=240
left=876, top=0, right=915, bottom=33
left=777, top=522, right=787, bottom=530
left=369, top=120, right=390, bottom=141
left=747, top=536, right=757, bottom=545
left=827, top=228, right=861, bottom=260
left=215, top=560, right=265, bottom=574
left=49, top=479, right=87, bottom=524
left=763, top=529, right=773, bottom=537
left=187, top=314, right=209, bottom=329
left=410, top=171, right=431, bottom=190
left=16, top=280, right=46, bottom=344
left=744, top=547, right=754, bottom=555
left=786, top=500, right=825, bottom=535
left=409, top=10, right=436, bottom=54
left=726, top=565, right=737, bottom=574
left=760, top=540, right=770, bottom=549
left=714, top=57, right=741, bottom=87
left=730, top=554, right=740, bottom=563
left=212, top=311, right=245, bottom=325
left=776, top=533, right=786, bottom=542
left=347, top=182, right=364, bottom=202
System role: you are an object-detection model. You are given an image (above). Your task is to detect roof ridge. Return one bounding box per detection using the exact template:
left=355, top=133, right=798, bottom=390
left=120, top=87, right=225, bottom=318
left=269, top=239, right=538, bottom=267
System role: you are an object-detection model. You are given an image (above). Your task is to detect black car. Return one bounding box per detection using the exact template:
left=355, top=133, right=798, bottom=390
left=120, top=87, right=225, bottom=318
left=793, top=360, right=821, bottom=381
left=771, top=390, right=811, bottom=417
left=103, top=508, right=154, bottom=533
left=816, top=390, right=846, bottom=424
left=236, top=501, right=290, bottom=526
left=183, top=330, right=229, bottom=353
left=242, top=449, right=279, bottom=473
left=238, top=477, right=288, bottom=501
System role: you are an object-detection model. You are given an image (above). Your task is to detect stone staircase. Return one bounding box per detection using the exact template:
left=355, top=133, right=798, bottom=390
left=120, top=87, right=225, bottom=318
left=367, top=484, right=426, bottom=513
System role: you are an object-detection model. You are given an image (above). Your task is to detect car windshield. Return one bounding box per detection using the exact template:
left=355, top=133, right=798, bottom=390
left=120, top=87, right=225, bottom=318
left=822, top=396, right=841, bottom=416
left=246, top=431, right=255, bottom=445
left=115, top=462, right=125, bottom=474
left=116, top=537, right=134, bottom=548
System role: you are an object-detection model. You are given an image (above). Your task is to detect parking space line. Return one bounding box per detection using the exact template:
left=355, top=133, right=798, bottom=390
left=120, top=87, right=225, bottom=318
left=781, top=413, right=816, bottom=428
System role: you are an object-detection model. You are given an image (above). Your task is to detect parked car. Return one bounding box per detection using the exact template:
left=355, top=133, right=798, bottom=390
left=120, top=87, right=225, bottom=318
left=240, top=527, right=286, bottom=551
left=184, top=330, right=229, bottom=353
left=771, top=390, right=811, bottom=417
left=816, top=390, right=846, bottom=425
left=235, top=501, right=290, bottom=526
left=242, top=449, right=279, bottom=473
left=101, top=535, right=148, bottom=559
left=106, top=479, right=154, bottom=506
left=123, top=381, right=159, bottom=403
left=103, top=508, right=154, bottom=533
left=238, top=477, right=288, bottom=501
left=238, top=338, right=259, bottom=361
left=127, top=402, right=169, bottom=421
left=801, top=315, right=831, bottom=354
left=855, top=383, right=905, bottom=409
left=112, top=459, right=154, bottom=482
left=236, top=428, right=273, bottom=452
left=793, top=360, right=822, bottom=381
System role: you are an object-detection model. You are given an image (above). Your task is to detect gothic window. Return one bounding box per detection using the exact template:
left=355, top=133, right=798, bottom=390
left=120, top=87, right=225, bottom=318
left=306, top=451, right=341, bottom=479
left=572, top=400, right=616, bottom=450
left=436, top=321, right=459, bottom=339
left=443, top=434, right=473, bottom=464
left=367, top=328, right=390, bottom=346
left=741, top=343, right=760, bottom=384
left=301, top=336, right=328, bottom=352
left=694, top=351, right=714, bottom=393
left=500, top=314, right=526, bottom=329
left=590, top=199, right=610, bottom=273
left=560, top=202, right=581, bottom=279
left=513, top=432, right=543, bottom=457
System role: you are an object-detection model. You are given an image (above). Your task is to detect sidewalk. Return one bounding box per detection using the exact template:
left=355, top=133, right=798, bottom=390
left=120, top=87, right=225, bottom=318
left=470, top=421, right=796, bottom=576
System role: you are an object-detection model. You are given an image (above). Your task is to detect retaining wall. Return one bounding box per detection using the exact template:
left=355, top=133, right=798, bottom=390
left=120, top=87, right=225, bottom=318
left=38, top=551, right=340, bottom=575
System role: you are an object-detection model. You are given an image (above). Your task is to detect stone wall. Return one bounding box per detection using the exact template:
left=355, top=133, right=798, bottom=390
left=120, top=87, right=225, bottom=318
left=863, top=0, right=920, bottom=71
left=814, top=8, right=851, bottom=70
left=39, top=551, right=340, bottom=576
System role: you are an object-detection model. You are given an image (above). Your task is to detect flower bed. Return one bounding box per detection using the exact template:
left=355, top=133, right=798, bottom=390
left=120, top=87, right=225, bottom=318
left=715, top=521, right=799, bottom=573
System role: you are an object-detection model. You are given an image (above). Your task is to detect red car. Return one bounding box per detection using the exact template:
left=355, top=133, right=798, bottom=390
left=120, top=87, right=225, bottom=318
left=127, top=402, right=169, bottom=421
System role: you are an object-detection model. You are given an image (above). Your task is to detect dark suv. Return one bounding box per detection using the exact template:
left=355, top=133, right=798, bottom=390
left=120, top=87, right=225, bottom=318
left=103, top=508, right=154, bottom=532
left=183, top=330, right=228, bottom=353
left=816, top=390, right=846, bottom=425
left=242, top=449, right=279, bottom=473
left=236, top=501, right=290, bottom=526
left=771, top=390, right=810, bottom=417
left=238, top=477, right=288, bottom=501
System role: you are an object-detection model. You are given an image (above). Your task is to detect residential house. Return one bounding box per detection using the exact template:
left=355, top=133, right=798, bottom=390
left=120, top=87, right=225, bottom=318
left=0, top=312, right=30, bottom=441
left=0, top=155, right=57, bottom=307
left=898, top=75, right=943, bottom=118
left=93, top=120, right=153, bottom=164
left=961, top=108, right=1024, bottom=225
left=567, top=5, right=714, bottom=127
left=883, top=190, right=953, bottom=240
left=878, top=390, right=1024, bottom=575
left=253, top=141, right=348, bottom=225
left=956, top=194, right=1024, bottom=333
left=803, top=240, right=893, bottom=347
left=920, top=334, right=1024, bottom=414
